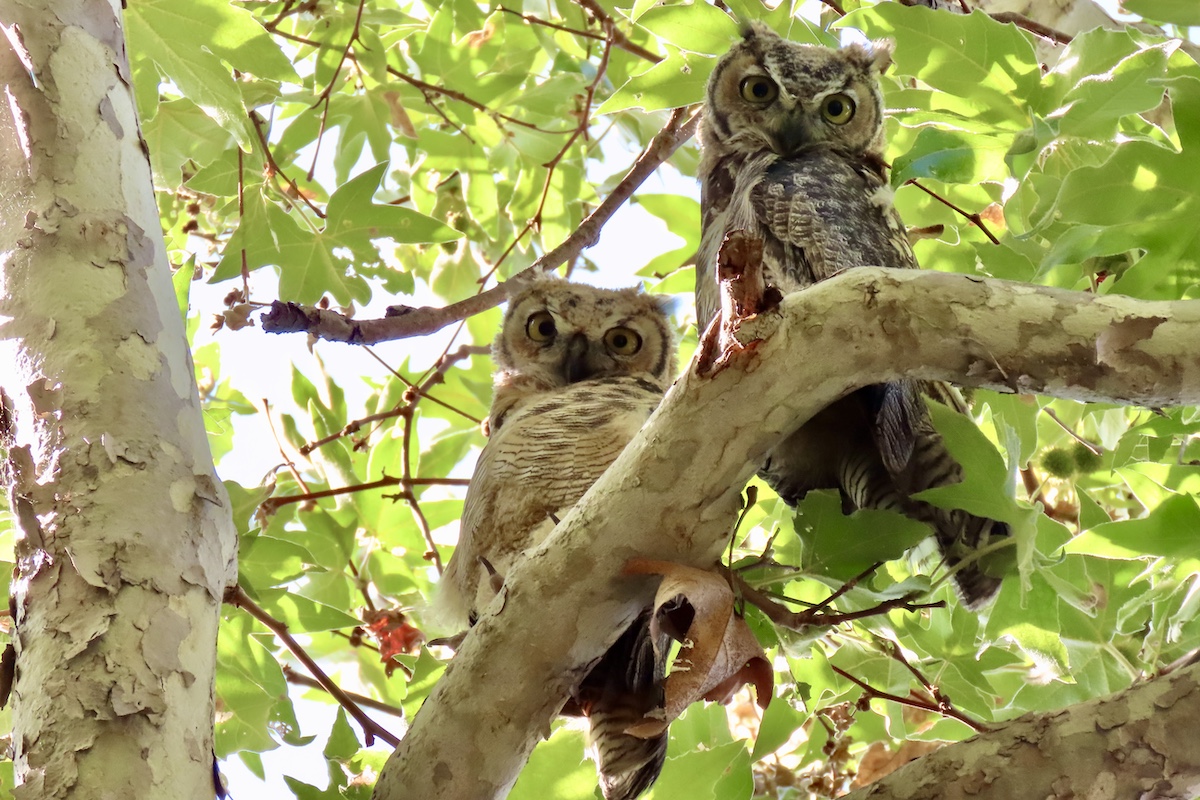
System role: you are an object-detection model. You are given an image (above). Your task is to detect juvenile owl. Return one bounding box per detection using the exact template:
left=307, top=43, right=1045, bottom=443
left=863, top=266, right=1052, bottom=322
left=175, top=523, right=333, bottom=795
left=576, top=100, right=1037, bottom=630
left=697, top=22, right=1009, bottom=607
left=439, top=278, right=676, bottom=800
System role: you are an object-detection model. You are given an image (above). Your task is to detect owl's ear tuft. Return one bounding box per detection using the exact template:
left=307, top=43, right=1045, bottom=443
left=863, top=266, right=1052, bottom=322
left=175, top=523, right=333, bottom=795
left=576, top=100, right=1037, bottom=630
left=739, top=19, right=776, bottom=42
left=843, top=39, right=894, bottom=74
left=868, top=39, right=895, bottom=73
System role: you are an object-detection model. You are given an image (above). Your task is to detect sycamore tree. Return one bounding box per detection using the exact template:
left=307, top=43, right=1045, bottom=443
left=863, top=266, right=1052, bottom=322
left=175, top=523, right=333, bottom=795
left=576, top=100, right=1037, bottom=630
left=2, top=0, right=1200, bottom=798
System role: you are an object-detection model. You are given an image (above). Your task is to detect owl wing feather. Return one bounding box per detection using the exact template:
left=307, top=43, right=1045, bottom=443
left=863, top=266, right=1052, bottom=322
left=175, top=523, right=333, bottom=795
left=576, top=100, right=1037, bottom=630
left=748, top=148, right=922, bottom=475
left=441, top=376, right=661, bottom=628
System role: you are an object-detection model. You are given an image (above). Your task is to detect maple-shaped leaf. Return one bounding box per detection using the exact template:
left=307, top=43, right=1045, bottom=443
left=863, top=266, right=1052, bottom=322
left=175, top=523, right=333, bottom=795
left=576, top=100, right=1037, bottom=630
left=363, top=609, right=424, bottom=661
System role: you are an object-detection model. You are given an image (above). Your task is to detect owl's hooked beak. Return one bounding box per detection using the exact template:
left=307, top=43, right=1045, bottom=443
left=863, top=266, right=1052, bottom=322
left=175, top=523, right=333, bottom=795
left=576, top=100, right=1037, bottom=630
left=562, top=332, right=594, bottom=383
left=773, top=113, right=813, bottom=157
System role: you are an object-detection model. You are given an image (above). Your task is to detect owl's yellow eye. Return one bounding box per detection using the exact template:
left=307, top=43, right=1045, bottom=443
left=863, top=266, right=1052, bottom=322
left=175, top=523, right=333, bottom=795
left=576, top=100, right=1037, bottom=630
left=821, top=93, right=855, bottom=124
left=604, top=327, right=642, bottom=356
left=739, top=76, right=778, bottom=104
left=525, top=311, right=557, bottom=343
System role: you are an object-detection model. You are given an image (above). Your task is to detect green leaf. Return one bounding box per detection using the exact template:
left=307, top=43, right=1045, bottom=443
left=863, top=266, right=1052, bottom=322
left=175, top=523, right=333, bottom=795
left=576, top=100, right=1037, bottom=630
left=1124, top=0, right=1200, bottom=25
left=914, top=401, right=1022, bottom=525
left=1055, top=44, right=1173, bottom=138
left=125, top=0, right=258, bottom=148
left=791, top=491, right=932, bottom=581
left=254, top=588, right=360, bottom=633
left=891, top=127, right=1011, bottom=186
left=597, top=48, right=715, bottom=114
left=635, top=3, right=740, bottom=56
left=651, top=740, right=751, bottom=800
left=239, top=535, right=313, bottom=588
left=750, top=692, right=807, bottom=761
left=508, top=726, right=596, bottom=800
left=986, top=573, right=1070, bottom=676
left=323, top=708, right=360, bottom=761
left=1066, top=494, right=1200, bottom=560
left=142, top=98, right=234, bottom=189
left=841, top=5, right=1039, bottom=124
left=325, top=162, right=462, bottom=252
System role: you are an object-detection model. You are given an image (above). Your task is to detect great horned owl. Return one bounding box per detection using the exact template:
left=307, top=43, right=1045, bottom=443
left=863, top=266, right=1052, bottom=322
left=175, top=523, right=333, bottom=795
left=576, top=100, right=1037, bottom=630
left=439, top=278, right=676, bottom=800
left=697, top=22, right=1009, bottom=608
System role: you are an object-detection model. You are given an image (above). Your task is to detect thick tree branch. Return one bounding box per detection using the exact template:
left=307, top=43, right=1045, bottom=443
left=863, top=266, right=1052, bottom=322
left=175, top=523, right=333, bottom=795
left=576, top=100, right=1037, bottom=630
left=371, top=269, right=1200, bottom=800
left=261, top=108, right=701, bottom=343
left=842, top=659, right=1200, bottom=799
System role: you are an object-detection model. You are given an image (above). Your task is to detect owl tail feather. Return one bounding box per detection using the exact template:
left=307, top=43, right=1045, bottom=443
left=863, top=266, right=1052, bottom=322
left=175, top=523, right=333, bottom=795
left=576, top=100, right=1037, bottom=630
left=837, top=432, right=1009, bottom=609
left=580, top=612, right=668, bottom=800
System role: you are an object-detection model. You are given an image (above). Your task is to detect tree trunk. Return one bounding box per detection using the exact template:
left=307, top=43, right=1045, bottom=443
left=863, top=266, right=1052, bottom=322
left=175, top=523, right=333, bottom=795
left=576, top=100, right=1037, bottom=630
left=373, top=269, right=1200, bottom=799
left=0, top=1, right=237, bottom=797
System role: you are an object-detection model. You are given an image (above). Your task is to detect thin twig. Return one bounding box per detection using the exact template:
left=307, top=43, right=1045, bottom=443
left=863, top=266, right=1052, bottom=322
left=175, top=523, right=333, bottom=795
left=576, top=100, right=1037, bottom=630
left=729, top=567, right=945, bottom=631
left=249, top=111, right=326, bottom=220
left=498, top=7, right=606, bottom=43
left=282, top=665, right=406, bottom=719
left=989, top=11, right=1073, bottom=46
left=227, top=586, right=401, bottom=747
left=308, top=0, right=369, bottom=180
left=571, top=0, right=662, bottom=63
left=260, top=399, right=312, bottom=494
left=390, top=70, right=572, bottom=134
left=262, top=107, right=702, bottom=343
left=479, top=23, right=615, bottom=284
left=260, top=474, right=471, bottom=515
left=1043, top=407, right=1102, bottom=455
left=905, top=179, right=1001, bottom=245
left=830, top=663, right=990, bottom=733
left=400, top=409, right=444, bottom=573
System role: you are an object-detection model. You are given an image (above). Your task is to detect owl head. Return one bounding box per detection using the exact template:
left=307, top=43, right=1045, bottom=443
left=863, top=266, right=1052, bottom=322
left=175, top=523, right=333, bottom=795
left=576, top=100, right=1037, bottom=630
left=489, top=278, right=676, bottom=426
left=702, top=22, right=893, bottom=163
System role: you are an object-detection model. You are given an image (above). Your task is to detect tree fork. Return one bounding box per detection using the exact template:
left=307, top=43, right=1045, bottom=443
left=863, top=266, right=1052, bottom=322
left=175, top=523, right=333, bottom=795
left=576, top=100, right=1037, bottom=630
left=373, top=269, right=1200, bottom=798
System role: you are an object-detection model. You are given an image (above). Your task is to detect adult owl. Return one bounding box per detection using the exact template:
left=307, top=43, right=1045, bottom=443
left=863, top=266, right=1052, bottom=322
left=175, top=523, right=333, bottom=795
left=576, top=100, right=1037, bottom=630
left=697, top=22, right=1008, bottom=608
left=439, top=278, right=676, bottom=800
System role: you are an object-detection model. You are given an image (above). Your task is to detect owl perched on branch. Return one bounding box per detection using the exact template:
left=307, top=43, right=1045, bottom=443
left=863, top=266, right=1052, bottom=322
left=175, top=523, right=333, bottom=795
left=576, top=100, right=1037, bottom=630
left=439, top=278, right=676, bottom=800
left=697, top=22, right=1009, bottom=608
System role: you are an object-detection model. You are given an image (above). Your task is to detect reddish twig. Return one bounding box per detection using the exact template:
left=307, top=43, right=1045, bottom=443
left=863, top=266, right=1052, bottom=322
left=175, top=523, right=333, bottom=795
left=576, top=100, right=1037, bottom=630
left=249, top=111, right=326, bottom=220
left=261, top=399, right=313, bottom=493
left=830, top=663, right=990, bottom=734
left=905, top=179, right=1001, bottom=245
left=989, top=11, right=1073, bottom=45
left=259, top=474, right=470, bottom=515
left=227, top=586, right=401, bottom=747
left=398, top=408, right=443, bottom=573
left=307, top=0, right=368, bottom=179
left=571, top=0, right=662, bottom=63
left=282, top=665, right=405, bottom=719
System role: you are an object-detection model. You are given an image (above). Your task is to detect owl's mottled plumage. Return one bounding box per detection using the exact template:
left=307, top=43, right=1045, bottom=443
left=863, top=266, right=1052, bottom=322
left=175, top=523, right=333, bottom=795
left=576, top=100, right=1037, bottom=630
left=439, top=278, right=676, bottom=800
left=698, top=23, right=1008, bottom=607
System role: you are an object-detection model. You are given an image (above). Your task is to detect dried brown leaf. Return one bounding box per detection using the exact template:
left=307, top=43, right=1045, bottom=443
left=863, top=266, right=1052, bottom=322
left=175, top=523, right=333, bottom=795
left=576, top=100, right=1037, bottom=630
left=624, top=559, right=772, bottom=737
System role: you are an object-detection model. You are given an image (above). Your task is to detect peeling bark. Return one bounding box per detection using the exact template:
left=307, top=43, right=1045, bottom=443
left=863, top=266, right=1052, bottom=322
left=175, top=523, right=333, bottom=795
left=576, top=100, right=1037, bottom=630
left=844, top=661, right=1200, bottom=800
left=372, top=269, right=1200, bottom=799
left=0, top=1, right=237, bottom=797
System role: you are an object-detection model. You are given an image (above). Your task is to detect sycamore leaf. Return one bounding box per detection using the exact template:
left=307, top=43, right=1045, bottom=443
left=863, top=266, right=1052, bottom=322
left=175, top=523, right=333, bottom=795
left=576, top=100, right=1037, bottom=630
left=623, top=560, right=772, bottom=738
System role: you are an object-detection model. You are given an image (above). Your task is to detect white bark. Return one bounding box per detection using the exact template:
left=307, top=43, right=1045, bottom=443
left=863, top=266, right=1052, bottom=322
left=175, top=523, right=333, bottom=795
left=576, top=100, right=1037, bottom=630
left=372, top=268, right=1200, bottom=799
left=0, top=1, right=237, bottom=797
left=844, top=659, right=1200, bottom=800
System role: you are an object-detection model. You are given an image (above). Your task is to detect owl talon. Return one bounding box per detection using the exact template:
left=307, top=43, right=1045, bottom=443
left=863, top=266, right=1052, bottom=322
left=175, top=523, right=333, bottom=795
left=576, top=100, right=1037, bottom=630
left=479, top=556, right=505, bottom=595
